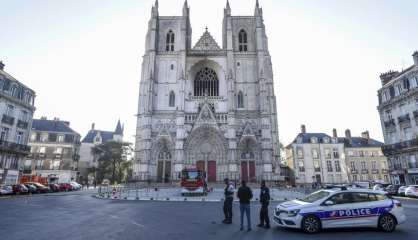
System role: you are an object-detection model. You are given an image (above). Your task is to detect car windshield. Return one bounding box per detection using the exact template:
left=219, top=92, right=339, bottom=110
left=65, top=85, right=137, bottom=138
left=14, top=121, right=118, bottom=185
left=183, top=171, right=200, bottom=180
left=300, top=190, right=331, bottom=203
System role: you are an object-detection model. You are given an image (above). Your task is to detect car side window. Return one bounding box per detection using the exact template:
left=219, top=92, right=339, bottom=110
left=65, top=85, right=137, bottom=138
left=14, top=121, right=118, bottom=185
left=328, top=193, right=354, bottom=204
left=352, top=192, right=370, bottom=203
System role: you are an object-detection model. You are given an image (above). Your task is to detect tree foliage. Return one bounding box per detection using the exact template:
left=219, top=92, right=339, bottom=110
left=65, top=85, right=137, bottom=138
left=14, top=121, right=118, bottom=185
left=90, top=141, right=132, bottom=184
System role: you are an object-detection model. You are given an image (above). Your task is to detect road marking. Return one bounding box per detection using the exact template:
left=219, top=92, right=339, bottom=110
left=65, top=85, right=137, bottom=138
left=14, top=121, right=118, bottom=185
left=109, top=215, right=120, bottom=219
left=131, top=221, right=145, bottom=228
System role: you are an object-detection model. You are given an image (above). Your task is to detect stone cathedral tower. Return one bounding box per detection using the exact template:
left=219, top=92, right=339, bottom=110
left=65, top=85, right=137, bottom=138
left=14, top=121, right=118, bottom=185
left=134, top=0, right=280, bottom=183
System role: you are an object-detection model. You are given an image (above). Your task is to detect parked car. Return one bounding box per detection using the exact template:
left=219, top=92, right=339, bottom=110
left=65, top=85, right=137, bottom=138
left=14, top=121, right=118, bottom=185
left=398, top=186, right=407, bottom=196
left=24, top=184, right=38, bottom=194
left=49, top=184, right=60, bottom=192
left=12, top=184, right=29, bottom=195
left=26, top=182, right=49, bottom=193
left=385, top=185, right=400, bottom=195
left=59, top=183, right=73, bottom=192
left=405, top=185, right=418, bottom=198
left=70, top=182, right=82, bottom=190
left=0, top=185, right=13, bottom=195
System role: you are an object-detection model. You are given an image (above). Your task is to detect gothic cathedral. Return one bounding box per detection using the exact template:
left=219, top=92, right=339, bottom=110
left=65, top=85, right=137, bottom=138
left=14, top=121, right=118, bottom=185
left=134, top=0, right=280, bottom=183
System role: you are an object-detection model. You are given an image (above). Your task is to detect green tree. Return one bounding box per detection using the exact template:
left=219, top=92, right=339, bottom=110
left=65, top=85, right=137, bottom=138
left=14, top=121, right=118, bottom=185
left=91, top=141, right=132, bottom=184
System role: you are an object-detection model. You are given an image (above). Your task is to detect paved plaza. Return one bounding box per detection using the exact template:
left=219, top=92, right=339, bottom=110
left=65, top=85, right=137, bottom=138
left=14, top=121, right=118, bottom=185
left=1, top=190, right=418, bottom=240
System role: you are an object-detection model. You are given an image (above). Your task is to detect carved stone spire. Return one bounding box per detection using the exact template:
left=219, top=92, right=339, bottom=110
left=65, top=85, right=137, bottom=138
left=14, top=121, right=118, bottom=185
left=225, top=0, right=231, bottom=16
left=183, top=0, right=189, bottom=16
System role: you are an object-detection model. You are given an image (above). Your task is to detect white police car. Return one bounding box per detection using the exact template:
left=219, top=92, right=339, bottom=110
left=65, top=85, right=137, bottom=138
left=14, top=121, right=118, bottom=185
left=274, top=187, right=406, bottom=233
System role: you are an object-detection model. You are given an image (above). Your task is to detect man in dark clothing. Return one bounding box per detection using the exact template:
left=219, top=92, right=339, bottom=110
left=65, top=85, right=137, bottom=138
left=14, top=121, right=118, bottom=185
left=237, top=180, right=253, bottom=231
left=257, top=180, right=271, bottom=229
left=223, top=178, right=234, bottom=224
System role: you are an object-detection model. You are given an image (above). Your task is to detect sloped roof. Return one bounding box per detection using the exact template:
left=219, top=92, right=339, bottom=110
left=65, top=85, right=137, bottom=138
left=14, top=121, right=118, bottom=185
left=82, top=130, right=114, bottom=143
left=340, top=137, right=383, bottom=148
left=287, top=132, right=345, bottom=148
left=32, top=119, right=78, bottom=134
left=192, top=29, right=221, bottom=51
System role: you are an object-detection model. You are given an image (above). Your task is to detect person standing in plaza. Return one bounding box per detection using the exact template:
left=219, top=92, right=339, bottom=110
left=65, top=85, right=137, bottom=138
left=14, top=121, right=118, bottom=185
left=223, top=178, right=235, bottom=224
left=257, top=180, right=271, bottom=229
left=237, top=180, right=253, bottom=231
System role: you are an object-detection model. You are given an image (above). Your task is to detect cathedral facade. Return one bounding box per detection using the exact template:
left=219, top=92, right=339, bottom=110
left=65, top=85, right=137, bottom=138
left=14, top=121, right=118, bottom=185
left=134, top=0, right=280, bottom=182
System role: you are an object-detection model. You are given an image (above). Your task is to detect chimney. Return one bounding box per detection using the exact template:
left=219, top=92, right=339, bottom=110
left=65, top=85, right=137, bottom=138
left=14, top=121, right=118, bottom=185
left=91, top=123, right=95, bottom=130
left=301, top=124, right=306, bottom=134
left=345, top=129, right=352, bottom=139
left=413, top=51, right=418, bottom=66
left=332, top=128, right=338, bottom=138
left=53, top=117, right=60, bottom=121
left=0, top=61, right=4, bottom=70
left=345, top=129, right=352, bottom=144
left=40, top=116, right=47, bottom=120
left=361, top=131, right=370, bottom=139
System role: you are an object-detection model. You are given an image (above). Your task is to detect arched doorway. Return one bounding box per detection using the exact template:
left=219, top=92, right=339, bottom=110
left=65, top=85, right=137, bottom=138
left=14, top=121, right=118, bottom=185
left=239, top=137, right=259, bottom=183
left=152, top=138, right=173, bottom=183
left=185, top=126, right=227, bottom=182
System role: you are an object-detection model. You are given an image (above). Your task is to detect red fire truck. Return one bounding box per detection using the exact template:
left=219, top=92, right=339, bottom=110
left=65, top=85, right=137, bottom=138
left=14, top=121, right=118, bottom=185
left=180, top=168, right=208, bottom=196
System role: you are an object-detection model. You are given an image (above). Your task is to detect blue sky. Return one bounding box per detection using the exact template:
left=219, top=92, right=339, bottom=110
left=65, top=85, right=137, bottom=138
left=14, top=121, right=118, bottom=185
left=1, top=0, right=417, bottom=145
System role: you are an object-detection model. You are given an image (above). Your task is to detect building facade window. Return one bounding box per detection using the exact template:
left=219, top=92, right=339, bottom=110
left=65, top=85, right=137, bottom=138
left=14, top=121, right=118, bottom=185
left=312, top=149, right=319, bottom=159
left=314, top=160, right=320, bottom=172
left=1, top=127, right=9, bottom=141
left=371, top=161, right=377, bottom=170
left=409, top=155, right=417, bottom=169
left=16, top=132, right=23, bottom=144
left=361, top=161, right=367, bottom=170
left=335, top=161, right=341, bottom=172
left=296, top=147, right=303, bottom=159
left=169, top=91, right=175, bottom=107
left=350, top=161, right=356, bottom=171
left=237, top=91, right=244, bottom=108
left=298, top=161, right=305, bottom=172
left=6, top=104, right=14, bottom=116
left=238, top=29, right=248, bottom=52
left=194, top=67, right=219, bottom=97
left=326, top=160, right=333, bottom=172
left=166, top=30, right=175, bottom=52
left=325, top=148, right=331, bottom=159
left=333, top=148, right=339, bottom=158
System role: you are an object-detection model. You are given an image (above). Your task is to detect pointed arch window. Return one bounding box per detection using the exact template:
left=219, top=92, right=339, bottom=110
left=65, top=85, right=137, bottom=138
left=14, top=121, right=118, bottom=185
left=194, top=67, right=219, bottom=97
left=237, top=91, right=244, bottom=108
left=238, top=29, right=248, bottom=52
left=169, top=91, right=175, bottom=107
left=166, top=30, right=175, bottom=52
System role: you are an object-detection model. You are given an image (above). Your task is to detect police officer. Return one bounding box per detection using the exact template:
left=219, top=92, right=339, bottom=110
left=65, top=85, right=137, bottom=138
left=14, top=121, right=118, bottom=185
left=257, top=180, right=271, bottom=229
left=223, top=178, right=234, bottom=224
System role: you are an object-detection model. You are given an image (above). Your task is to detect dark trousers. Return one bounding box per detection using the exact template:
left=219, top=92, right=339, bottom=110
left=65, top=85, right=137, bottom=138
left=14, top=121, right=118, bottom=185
left=223, top=197, right=233, bottom=221
left=259, top=203, right=270, bottom=226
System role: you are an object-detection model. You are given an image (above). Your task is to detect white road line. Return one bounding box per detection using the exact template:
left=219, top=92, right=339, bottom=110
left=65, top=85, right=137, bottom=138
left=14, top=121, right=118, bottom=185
left=131, top=221, right=145, bottom=228
left=109, top=215, right=120, bottom=219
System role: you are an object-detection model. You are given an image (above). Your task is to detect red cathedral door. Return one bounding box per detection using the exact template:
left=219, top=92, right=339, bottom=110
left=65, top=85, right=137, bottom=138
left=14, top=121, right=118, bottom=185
left=249, top=161, right=256, bottom=182
left=241, top=162, right=248, bottom=182
left=207, top=161, right=217, bottom=182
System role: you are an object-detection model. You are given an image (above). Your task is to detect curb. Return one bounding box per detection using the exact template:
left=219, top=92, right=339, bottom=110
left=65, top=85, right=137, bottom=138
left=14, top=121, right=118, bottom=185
left=93, top=194, right=287, bottom=202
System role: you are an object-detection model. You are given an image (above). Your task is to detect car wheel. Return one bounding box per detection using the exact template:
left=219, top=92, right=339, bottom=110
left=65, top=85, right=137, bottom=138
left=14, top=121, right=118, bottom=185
left=378, top=214, right=397, bottom=232
left=301, top=215, right=321, bottom=234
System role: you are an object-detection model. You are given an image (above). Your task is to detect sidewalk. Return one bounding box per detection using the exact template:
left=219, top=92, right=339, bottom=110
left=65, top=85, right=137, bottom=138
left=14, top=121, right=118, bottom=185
left=96, top=187, right=306, bottom=202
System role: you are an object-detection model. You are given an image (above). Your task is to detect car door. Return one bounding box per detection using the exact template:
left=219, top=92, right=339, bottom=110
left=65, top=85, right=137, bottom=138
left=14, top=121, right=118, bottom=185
left=318, top=192, right=356, bottom=228
left=320, top=192, right=376, bottom=228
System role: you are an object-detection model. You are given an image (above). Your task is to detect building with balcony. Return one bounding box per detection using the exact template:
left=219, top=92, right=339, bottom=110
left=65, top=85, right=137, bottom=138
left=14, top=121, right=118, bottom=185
left=343, top=130, right=389, bottom=184
left=78, top=121, right=124, bottom=184
left=24, top=118, right=81, bottom=183
left=377, top=51, right=418, bottom=185
left=285, top=125, right=349, bottom=186
left=0, top=61, right=36, bottom=185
